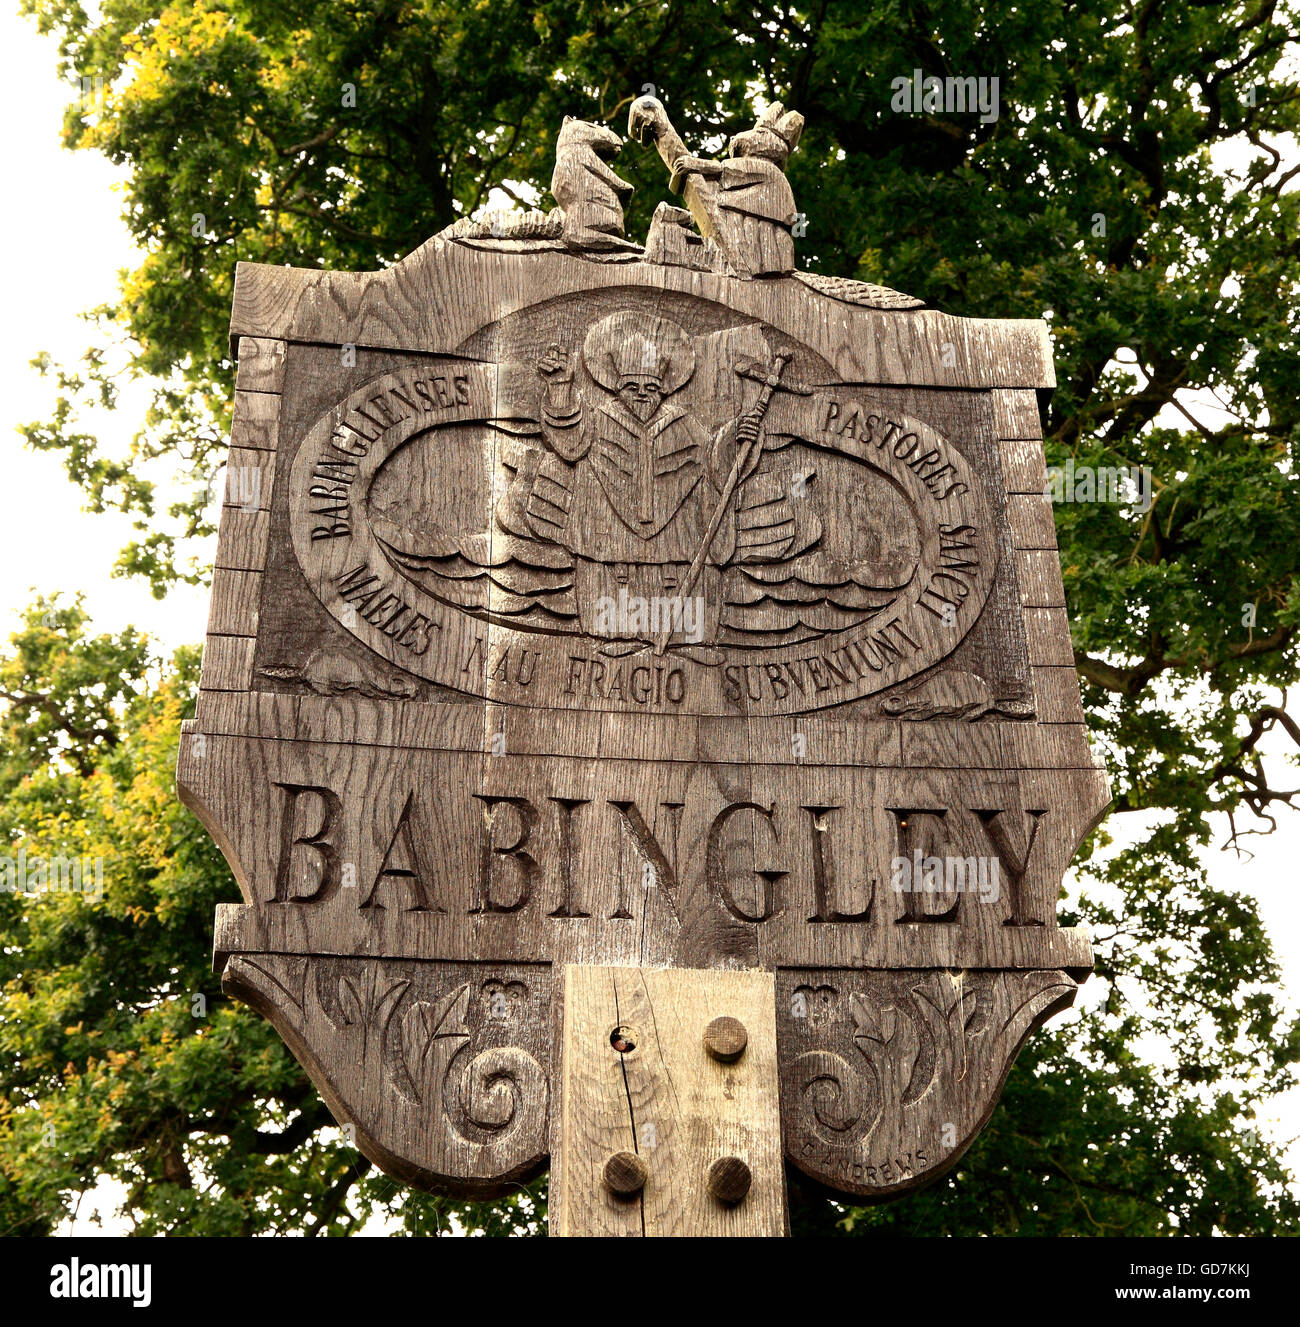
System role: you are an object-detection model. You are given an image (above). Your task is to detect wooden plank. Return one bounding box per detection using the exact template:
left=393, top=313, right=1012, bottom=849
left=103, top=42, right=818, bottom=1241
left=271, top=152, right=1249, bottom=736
left=1008, top=723, right=1096, bottom=769
left=900, top=721, right=1010, bottom=769
left=1000, top=438, right=1048, bottom=493
left=208, top=896, right=1097, bottom=971
left=229, top=390, right=281, bottom=451
left=1032, top=666, right=1086, bottom=724
left=1007, top=492, right=1058, bottom=550
left=230, top=257, right=1056, bottom=389
left=553, top=964, right=785, bottom=1237
left=199, top=635, right=255, bottom=691
left=1024, top=606, right=1076, bottom=665
left=186, top=685, right=1103, bottom=776
left=222, top=447, right=275, bottom=511
left=206, top=569, right=262, bottom=637
left=235, top=336, right=287, bottom=394
left=992, top=388, right=1043, bottom=439
left=213, top=507, right=270, bottom=571
left=185, top=730, right=1098, bottom=972
left=1014, top=549, right=1067, bottom=608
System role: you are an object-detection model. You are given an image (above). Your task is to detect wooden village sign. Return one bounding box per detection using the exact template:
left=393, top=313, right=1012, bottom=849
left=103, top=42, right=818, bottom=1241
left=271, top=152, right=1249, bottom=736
left=176, top=96, right=1110, bottom=1236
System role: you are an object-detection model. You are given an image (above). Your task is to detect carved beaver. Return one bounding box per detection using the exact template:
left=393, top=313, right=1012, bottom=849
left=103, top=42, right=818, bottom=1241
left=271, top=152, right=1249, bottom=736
left=550, top=116, right=636, bottom=251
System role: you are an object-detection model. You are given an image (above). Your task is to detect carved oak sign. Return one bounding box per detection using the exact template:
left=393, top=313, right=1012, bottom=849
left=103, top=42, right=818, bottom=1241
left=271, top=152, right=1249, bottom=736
left=178, top=98, right=1109, bottom=1206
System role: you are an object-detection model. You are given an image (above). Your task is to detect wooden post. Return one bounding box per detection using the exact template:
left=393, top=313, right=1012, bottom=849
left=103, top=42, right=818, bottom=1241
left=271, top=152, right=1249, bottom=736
left=552, top=965, right=786, bottom=1237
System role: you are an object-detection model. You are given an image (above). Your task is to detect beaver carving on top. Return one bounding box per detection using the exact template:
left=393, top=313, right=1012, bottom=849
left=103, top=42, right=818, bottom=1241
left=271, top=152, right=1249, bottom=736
left=550, top=116, right=636, bottom=251
left=440, top=116, right=637, bottom=255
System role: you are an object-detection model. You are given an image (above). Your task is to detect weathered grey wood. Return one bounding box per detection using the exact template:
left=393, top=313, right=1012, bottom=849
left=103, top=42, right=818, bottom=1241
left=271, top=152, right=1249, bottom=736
left=553, top=964, right=785, bottom=1236
left=235, top=336, right=288, bottom=394
left=211, top=507, right=270, bottom=572
left=206, top=569, right=262, bottom=637
left=1025, top=607, right=1077, bottom=665
left=1014, top=549, right=1068, bottom=607
left=198, top=634, right=255, bottom=692
left=1032, top=665, right=1087, bottom=724
left=779, top=968, right=1077, bottom=1196
left=230, top=260, right=1054, bottom=390
left=991, top=388, right=1044, bottom=439
left=228, top=390, right=281, bottom=450
left=1007, top=493, right=1059, bottom=549
left=176, top=99, right=1108, bottom=1223
left=224, top=954, right=550, bottom=1196
left=1000, top=439, right=1049, bottom=493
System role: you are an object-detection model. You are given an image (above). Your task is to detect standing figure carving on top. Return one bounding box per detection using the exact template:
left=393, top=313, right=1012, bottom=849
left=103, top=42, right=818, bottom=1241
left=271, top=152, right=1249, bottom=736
left=628, top=97, right=805, bottom=278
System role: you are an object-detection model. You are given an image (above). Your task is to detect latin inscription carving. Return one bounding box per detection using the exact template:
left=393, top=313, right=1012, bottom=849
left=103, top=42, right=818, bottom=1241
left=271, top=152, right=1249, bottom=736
left=287, top=350, right=999, bottom=715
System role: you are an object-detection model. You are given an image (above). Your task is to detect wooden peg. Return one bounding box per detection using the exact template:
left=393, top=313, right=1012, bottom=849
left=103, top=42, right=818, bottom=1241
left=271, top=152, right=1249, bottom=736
left=703, top=1015, right=748, bottom=1063
left=604, top=1150, right=649, bottom=1197
left=706, top=1157, right=752, bottom=1205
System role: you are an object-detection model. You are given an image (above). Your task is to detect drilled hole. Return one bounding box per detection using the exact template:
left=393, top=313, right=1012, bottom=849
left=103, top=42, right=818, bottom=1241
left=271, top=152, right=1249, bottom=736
left=610, top=1026, right=637, bottom=1053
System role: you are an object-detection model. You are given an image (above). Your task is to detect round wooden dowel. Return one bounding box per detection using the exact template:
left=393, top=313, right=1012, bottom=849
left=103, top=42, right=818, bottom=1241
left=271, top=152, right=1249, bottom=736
left=703, top=1015, right=748, bottom=1063
left=604, top=1150, right=649, bottom=1197
left=706, top=1156, right=752, bottom=1204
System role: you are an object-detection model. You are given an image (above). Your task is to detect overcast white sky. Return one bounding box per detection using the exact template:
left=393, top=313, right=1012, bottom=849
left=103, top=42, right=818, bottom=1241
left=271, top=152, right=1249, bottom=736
left=1, top=10, right=1295, bottom=1231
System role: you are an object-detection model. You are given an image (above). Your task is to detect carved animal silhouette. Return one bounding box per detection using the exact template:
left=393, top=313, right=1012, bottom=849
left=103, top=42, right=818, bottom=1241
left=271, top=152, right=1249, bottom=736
left=628, top=95, right=803, bottom=277
left=551, top=116, right=635, bottom=251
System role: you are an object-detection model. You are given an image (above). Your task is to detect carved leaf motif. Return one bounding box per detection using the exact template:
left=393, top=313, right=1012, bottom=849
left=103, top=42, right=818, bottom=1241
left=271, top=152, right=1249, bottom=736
left=848, top=991, right=893, bottom=1045
left=848, top=989, right=924, bottom=1136
left=373, top=979, right=409, bottom=1038
left=898, top=1004, right=934, bottom=1107
left=337, top=975, right=364, bottom=1027
left=960, top=979, right=993, bottom=1038
left=235, top=957, right=305, bottom=1011
left=996, top=973, right=1077, bottom=1052
left=400, top=983, right=471, bottom=1098
left=786, top=971, right=1080, bottom=1198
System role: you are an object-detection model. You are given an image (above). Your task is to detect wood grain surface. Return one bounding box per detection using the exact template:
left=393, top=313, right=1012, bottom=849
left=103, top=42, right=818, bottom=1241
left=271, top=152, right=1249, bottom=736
left=553, top=964, right=785, bottom=1236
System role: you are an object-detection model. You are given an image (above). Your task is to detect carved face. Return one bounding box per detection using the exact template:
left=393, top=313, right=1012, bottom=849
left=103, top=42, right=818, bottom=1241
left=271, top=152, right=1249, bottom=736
left=618, top=375, right=664, bottom=421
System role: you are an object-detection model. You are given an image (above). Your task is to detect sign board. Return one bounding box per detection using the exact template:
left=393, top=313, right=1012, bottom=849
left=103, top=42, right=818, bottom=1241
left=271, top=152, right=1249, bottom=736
left=177, top=98, right=1109, bottom=1206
